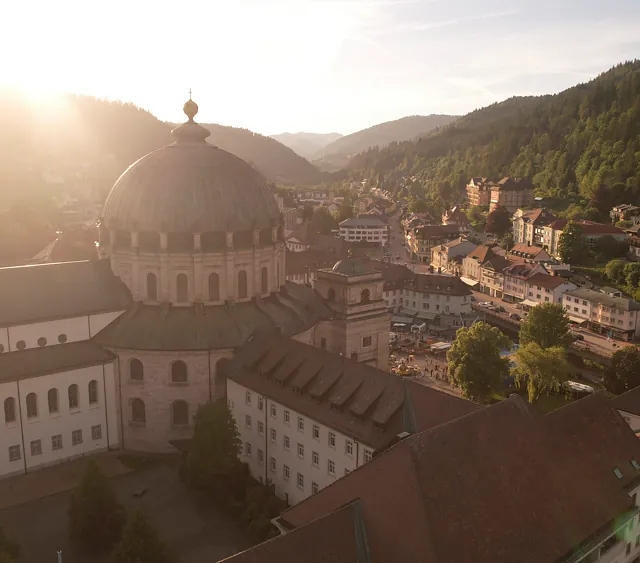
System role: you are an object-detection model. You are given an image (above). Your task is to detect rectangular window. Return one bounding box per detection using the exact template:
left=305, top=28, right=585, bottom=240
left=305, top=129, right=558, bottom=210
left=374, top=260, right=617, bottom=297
left=246, top=415, right=252, bottom=429
left=284, top=410, right=290, bottom=424
left=270, top=404, right=276, bottom=418
left=8, top=445, right=21, bottom=462
left=297, top=473, right=304, bottom=489
left=30, top=440, right=42, bottom=456
left=345, top=440, right=353, bottom=456
left=362, top=336, right=372, bottom=347
left=258, top=397, right=264, bottom=411
left=312, top=482, right=319, bottom=494
left=283, top=464, right=290, bottom=480
left=328, top=432, right=336, bottom=448
left=284, top=435, right=290, bottom=450
left=91, top=425, right=102, bottom=440
left=245, top=442, right=252, bottom=457
left=313, top=425, right=320, bottom=440
left=51, top=434, right=63, bottom=451
left=258, top=449, right=264, bottom=464
left=258, top=421, right=264, bottom=436
left=270, top=456, right=276, bottom=472
left=364, top=449, right=373, bottom=463
left=297, top=416, right=304, bottom=432
left=297, top=443, right=304, bottom=458
left=245, top=390, right=252, bottom=405
left=312, top=451, right=319, bottom=467
left=328, top=459, right=336, bottom=476
left=270, top=428, right=277, bottom=442
left=72, top=430, right=83, bottom=446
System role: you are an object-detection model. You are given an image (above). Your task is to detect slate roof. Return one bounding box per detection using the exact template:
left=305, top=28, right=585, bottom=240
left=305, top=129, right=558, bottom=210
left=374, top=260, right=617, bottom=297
left=225, top=333, right=478, bottom=449
left=0, top=341, right=115, bottom=382
left=612, top=386, right=640, bottom=416
left=95, top=282, right=332, bottom=351
left=0, top=260, right=131, bottom=327
left=242, top=394, right=640, bottom=563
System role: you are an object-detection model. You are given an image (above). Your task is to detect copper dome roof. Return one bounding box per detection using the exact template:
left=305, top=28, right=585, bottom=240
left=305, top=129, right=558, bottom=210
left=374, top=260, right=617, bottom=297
left=101, top=99, right=282, bottom=234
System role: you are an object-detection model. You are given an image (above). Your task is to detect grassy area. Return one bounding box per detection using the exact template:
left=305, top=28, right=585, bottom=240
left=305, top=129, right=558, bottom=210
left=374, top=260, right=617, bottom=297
left=491, top=385, right=573, bottom=414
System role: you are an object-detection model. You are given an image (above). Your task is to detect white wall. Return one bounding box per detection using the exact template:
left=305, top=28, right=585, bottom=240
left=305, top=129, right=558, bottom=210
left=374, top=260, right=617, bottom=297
left=228, top=379, right=375, bottom=506
left=0, top=363, right=119, bottom=478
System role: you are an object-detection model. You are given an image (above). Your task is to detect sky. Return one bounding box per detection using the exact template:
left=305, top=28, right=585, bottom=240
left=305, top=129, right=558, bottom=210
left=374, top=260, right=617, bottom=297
left=1, top=0, right=639, bottom=135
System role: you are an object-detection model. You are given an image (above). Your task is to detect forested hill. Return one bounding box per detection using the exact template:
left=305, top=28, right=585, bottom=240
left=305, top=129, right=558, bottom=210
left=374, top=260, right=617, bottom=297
left=0, top=91, right=324, bottom=206
left=315, top=114, right=458, bottom=171
left=349, top=61, right=640, bottom=214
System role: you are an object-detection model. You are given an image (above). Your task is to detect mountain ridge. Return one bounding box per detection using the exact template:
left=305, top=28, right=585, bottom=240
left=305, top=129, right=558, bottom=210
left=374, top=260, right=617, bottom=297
left=270, top=132, right=343, bottom=159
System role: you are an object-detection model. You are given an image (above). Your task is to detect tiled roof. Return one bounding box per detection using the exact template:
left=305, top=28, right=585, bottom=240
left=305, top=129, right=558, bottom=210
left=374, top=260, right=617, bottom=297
left=548, top=219, right=624, bottom=235
left=0, top=341, right=115, bottom=382
left=285, top=249, right=337, bottom=276
left=226, top=333, right=478, bottom=449
left=466, top=244, right=496, bottom=263
left=503, top=262, right=541, bottom=279
left=526, top=273, right=572, bottom=290
left=415, top=225, right=459, bottom=239
left=509, top=243, right=547, bottom=257
left=612, top=385, right=640, bottom=416
left=264, top=394, right=640, bottom=563
left=339, top=217, right=386, bottom=227
left=520, top=208, right=556, bottom=225
left=491, top=177, right=533, bottom=191
left=367, top=260, right=414, bottom=290
left=481, top=256, right=511, bottom=273
left=0, top=260, right=131, bottom=327
left=409, top=274, right=472, bottom=296
left=564, top=287, right=640, bottom=312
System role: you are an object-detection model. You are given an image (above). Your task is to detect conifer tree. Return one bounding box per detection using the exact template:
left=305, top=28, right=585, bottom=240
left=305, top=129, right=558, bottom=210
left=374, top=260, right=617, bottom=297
left=111, top=511, right=172, bottom=563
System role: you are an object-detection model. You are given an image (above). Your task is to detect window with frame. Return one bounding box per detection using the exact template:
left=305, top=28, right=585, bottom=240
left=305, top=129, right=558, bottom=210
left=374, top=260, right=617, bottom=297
left=8, top=445, right=21, bottom=462
left=297, top=473, right=304, bottom=489
left=246, top=390, right=252, bottom=405
left=362, top=336, right=372, bottom=347
left=364, top=449, right=373, bottom=463
left=270, top=457, right=276, bottom=472
left=284, top=410, right=290, bottom=424
left=270, top=428, right=277, bottom=442
left=328, top=432, right=336, bottom=448
left=30, top=439, right=42, bottom=456
left=284, top=435, right=290, bottom=450
left=48, top=388, right=59, bottom=414
left=312, top=482, right=319, bottom=494
left=283, top=464, right=290, bottom=480
left=130, top=359, right=144, bottom=380
left=26, top=392, right=38, bottom=418
left=258, top=421, right=264, bottom=436
left=91, top=425, right=102, bottom=440
left=72, top=429, right=83, bottom=446
left=51, top=434, right=62, bottom=451
left=245, top=442, right=252, bottom=457
left=246, top=415, right=252, bottom=429
left=131, top=398, right=146, bottom=424
left=297, top=416, right=304, bottom=432
left=312, top=451, right=319, bottom=467
left=297, top=443, right=304, bottom=458
left=258, top=397, right=264, bottom=411
left=313, top=424, right=320, bottom=440
left=328, top=459, right=336, bottom=475
left=171, top=361, right=188, bottom=383
left=88, top=380, right=99, bottom=405
left=270, top=404, right=276, bottom=418
left=345, top=440, right=353, bottom=456
left=68, top=384, right=79, bottom=409
left=3, top=398, right=16, bottom=424
left=258, top=449, right=264, bottom=464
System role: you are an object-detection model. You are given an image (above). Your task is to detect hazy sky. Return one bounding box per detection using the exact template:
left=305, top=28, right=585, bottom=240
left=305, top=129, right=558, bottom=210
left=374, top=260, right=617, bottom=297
left=2, top=0, right=639, bottom=135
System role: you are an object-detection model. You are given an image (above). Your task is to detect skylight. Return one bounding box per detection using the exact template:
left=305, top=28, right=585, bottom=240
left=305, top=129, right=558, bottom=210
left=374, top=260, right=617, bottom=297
left=614, top=468, right=624, bottom=480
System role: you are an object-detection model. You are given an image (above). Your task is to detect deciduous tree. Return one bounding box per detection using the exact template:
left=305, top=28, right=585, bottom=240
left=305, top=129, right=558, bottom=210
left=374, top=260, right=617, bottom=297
left=605, top=259, right=626, bottom=285
left=512, top=342, right=571, bottom=403
left=447, top=322, right=512, bottom=403
left=68, top=460, right=125, bottom=553
left=484, top=206, right=511, bottom=237
left=603, top=346, right=640, bottom=394
left=558, top=221, right=590, bottom=264
left=519, top=302, right=572, bottom=349
left=111, top=511, right=171, bottom=563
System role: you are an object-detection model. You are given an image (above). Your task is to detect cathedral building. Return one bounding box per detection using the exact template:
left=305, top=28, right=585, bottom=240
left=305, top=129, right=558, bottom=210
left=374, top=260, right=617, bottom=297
left=0, top=99, right=390, bottom=473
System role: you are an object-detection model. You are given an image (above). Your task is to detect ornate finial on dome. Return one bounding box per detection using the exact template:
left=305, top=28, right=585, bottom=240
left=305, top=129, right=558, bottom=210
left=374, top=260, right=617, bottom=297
left=183, top=89, right=198, bottom=122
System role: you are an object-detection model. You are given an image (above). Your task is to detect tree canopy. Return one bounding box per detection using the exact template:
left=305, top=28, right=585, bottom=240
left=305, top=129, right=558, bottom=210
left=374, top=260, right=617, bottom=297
left=68, top=460, right=125, bottom=553
left=311, top=207, right=338, bottom=234
left=603, top=346, right=640, bottom=395
left=447, top=322, right=512, bottom=403
left=110, top=511, right=171, bottom=563
left=485, top=206, right=511, bottom=237
left=519, top=302, right=572, bottom=349
left=512, top=342, right=571, bottom=403
left=558, top=222, right=590, bottom=265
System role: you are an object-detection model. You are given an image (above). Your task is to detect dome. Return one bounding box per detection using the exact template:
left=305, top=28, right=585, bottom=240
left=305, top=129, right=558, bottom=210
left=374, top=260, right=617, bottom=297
left=101, top=99, right=281, bottom=234
left=331, top=258, right=376, bottom=276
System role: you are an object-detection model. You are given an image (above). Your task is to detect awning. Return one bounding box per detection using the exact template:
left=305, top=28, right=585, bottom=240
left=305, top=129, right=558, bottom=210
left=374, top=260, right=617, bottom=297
left=567, top=315, right=587, bottom=325
left=521, top=299, right=539, bottom=308
left=416, top=311, right=437, bottom=321
left=392, top=323, right=407, bottom=327
left=431, top=342, right=452, bottom=351
left=392, top=315, right=414, bottom=324
left=460, top=277, right=480, bottom=287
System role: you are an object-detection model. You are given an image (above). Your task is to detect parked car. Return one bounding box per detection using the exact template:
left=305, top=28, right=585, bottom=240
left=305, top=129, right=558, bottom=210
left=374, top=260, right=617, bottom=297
left=470, top=296, right=476, bottom=301
left=509, top=313, right=521, bottom=321
left=495, top=306, right=506, bottom=313
left=573, top=334, right=585, bottom=341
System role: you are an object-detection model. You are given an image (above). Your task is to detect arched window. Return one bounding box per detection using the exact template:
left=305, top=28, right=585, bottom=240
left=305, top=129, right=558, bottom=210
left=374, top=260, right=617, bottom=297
left=4, top=398, right=16, bottom=423
left=88, top=380, right=99, bottom=405
left=328, top=288, right=336, bottom=301
left=130, top=359, right=144, bottom=381
left=171, top=361, right=188, bottom=383
left=131, top=399, right=146, bottom=424
left=147, top=273, right=158, bottom=301
left=48, top=389, right=59, bottom=414
left=261, top=267, right=268, bottom=294
left=238, top=270, right=248, bottom=299
left=361, top=288, right=370, bottom=304
left=176, top=274, right=188, bottom=302
left=68, top=384, right=79, bottom=409
left=172, top=401, right=189, bottom=426
left=208, top=273, right=220, bottom=301
left=26, top=393, right=38, bottom=418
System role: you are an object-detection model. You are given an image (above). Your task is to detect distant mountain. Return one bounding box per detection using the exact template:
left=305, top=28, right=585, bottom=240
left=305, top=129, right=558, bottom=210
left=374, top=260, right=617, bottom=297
left=270, top=132, right=343, bottom=159
left=314, top=115, right=459, bottom=171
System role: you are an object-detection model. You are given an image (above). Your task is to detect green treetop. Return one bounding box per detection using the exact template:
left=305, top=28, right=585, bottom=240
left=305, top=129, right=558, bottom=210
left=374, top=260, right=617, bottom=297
left=519, top=302, right=572, bottom=350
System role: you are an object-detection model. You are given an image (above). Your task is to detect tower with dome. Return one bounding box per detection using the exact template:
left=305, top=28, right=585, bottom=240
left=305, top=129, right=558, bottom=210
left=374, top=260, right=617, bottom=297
left=0, top=99, right=389, bottom=466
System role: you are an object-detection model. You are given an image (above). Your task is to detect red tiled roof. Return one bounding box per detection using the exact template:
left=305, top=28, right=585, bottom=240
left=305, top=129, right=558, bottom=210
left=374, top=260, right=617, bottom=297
left=525, top=273, right=572, bottom=290
left=548, top=220, right=624, bottom=235
left=466, top=244, right=496, bottom=263
left=509, top=243, right=548, bottom=258
left=269, top=394, right=640, bottom=563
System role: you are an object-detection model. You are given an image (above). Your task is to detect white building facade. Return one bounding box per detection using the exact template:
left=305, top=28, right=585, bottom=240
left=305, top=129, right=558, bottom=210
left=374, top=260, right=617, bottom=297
left=338, top=218, right=388, bottom=246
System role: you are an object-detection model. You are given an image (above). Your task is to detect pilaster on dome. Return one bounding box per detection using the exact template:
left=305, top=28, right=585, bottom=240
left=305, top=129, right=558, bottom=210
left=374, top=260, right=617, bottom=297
left=171, top=94, right=210, bottom=144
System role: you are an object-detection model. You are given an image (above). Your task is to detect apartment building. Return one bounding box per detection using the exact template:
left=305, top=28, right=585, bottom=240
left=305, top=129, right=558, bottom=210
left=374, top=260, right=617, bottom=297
left=512, top=208, right=557, bottom=246
left=522, top=274, right=577, bottom=308
left=338, top=217, right=388, bottom=246
left=563, top=287, right=640, bottom=340
left=223, top=393, right=640, bottom=563
left=489, top=177, right=534, bottom=212
left=544, top=220, right=627, bottom=257
left=502, top=262, right=546, bottom=302
left=407, top=224, right=459, bottom=263
left=461, top=245, right=498, bottom=286
left=465, top=177, right=492, bottom=207
left=430, top=238, right=477, bottom=274
left=480, top=256, right=511, bottom=298
left=226, top=333, right=478, bottom=506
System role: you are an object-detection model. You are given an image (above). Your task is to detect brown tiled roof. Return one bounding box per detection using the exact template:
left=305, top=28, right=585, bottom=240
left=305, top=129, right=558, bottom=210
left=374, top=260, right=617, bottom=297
left=526, top=273, right=572, bottom=290
left=0, top=341, right=115, bottom=382
left=466, top=244, right=495, bottom=263
left=520, top=208, right=556, bottom=225
left=548, top=219, right=625, bottom=235
left=415, top=224, right=459, bottom=239
left=612, top=386, right=640, bottom=417
left=408, top=274, right=472, bottom=296
left=226, top=333, right=478, bottom=449
left=503, top=262, right=541, bottom=279
left=367, top=260, right=414, bottom=290
left=271, top=395, right=640, bottom=563
left=492, top=176, right=533, bottom=191
left=482, top=255, right=511, bottom=273
left=510, top=243, right=547, bottom=257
